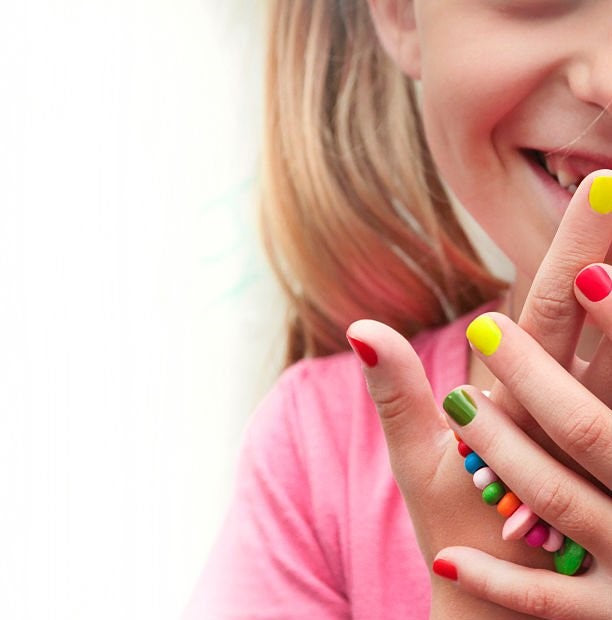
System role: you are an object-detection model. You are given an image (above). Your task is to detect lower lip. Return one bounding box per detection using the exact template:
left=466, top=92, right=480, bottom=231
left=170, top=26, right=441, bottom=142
left=523, top=150, right=573, bottom=215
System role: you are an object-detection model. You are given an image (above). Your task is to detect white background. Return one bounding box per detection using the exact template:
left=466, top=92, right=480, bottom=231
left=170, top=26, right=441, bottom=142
left=0, top=2, right=285, bottom=618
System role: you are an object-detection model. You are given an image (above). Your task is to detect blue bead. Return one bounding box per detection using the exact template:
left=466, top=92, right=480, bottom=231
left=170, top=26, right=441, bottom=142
left=464, top=452, right=486, bottom=474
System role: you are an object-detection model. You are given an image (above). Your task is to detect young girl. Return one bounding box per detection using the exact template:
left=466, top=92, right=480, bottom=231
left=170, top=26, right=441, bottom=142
left=184, top=1, right=612, bottom=618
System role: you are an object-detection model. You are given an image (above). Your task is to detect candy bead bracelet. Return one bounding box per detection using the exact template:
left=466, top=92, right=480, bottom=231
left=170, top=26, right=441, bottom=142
left=453, top=436, right=592, bottom=576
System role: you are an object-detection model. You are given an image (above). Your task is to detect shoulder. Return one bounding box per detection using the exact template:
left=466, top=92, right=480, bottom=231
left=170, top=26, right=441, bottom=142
left=243, top=351, right=369, bottom=463
left=244, top=299, right=498, bottom=454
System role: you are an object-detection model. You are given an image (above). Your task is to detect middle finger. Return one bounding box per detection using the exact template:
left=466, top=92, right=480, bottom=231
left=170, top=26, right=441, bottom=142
left=491, top=171, right=612, bottom=430
left=467, top=311, right=612, bottom=489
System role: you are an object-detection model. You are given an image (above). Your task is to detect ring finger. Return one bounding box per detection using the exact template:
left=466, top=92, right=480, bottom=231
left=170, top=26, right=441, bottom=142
left=441, top=386, right=612, bottom=561
left=466, top=312, right=612, bottom=488
left=575, top=262, right=612, bottom=407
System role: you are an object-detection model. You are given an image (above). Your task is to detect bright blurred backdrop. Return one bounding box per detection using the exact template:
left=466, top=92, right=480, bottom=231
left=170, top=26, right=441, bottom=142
left=0, top=2, right=285, bottom=618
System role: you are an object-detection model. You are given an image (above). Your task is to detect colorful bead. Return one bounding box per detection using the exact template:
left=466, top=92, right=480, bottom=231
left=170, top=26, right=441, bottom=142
left=453, top=426, right=592, bottom=575
left=554, top=538, right=587, bottom=576
left=496, top=492, right=521, bottom=518
left=482, top=481, right=505, bottom=505
left=542, top=527, right=564, bottom=553
left=524, top=522, right=549, bottom=547
left=473, top=467, right=498, bottom=490
left=502, top=504, right=539, bottom=541
left=457, top=441, right=472, bottom=457
left=464, top=452, right=486, bottom=474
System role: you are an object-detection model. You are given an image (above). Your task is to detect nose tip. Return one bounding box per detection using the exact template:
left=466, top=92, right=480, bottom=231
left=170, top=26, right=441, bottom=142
left=567, top=41, right=612, bottom=114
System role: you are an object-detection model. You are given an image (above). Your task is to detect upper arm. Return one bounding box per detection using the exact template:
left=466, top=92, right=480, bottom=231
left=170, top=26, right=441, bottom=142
left=182, top=367, right=349, bottom=619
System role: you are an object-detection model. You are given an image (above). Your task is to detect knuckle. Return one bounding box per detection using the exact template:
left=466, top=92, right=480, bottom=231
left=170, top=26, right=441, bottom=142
left=512, top=583, right=556, bottom=618
left=529, top=283, right=575, bottom=330
left=529, top=474, right=575, bottom=528
left=500, top=355, right=532, bottom=392
left=563, top=405, right=609, bottom=457
left=368, top=382, right=412, bottom=422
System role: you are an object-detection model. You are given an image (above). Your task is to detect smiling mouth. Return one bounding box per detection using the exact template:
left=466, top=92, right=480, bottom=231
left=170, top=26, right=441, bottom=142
left=524, top=149, right=583, bottom=195
left=524, top=146, right=612, bottom=197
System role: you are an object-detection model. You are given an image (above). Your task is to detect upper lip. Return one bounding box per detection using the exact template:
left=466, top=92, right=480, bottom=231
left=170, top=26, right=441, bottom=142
left=533, top=148, right=612, bottom=176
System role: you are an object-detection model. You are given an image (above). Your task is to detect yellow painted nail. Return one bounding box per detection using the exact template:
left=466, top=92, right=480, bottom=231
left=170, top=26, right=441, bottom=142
left=466, top=315, right=502, bottom=356
left=588, top=177, right=612, bottom=214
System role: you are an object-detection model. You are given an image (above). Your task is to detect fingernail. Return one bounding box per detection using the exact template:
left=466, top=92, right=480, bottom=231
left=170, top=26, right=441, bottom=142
left=346, top=334, right=378, bottom=367
left=588, top=176, right=612, bottom=214
left=432, top=558, right=458, bottom=581
left=443, top=388, right=477, bottom=426
left=575, top=265, right=612, bottom=302
left=466, top=315, right=502, bottom=356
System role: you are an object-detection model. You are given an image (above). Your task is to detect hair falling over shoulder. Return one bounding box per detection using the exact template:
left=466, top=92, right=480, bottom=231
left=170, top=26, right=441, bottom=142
left=258, top=0, right=507, bottom=370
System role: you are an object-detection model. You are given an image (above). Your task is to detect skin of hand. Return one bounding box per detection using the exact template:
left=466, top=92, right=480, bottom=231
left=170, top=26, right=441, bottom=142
left=486, top=171, right=612, bottom=491
left=346, top=173, right=612, bottom=619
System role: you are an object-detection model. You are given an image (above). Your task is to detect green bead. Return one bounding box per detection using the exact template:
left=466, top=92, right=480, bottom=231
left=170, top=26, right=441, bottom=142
left=554, top=537, right=586, bottom=576
left=482, top=481, right=505, bottom=505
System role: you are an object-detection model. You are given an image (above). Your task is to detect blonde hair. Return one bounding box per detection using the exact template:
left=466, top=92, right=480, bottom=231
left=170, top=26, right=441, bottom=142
left=259, top=0, right=506, bottom=369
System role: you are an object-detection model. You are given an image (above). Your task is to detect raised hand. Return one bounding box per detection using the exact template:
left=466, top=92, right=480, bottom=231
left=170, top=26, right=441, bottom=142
left=489, top=172, right=612, bottom=483
left=433, top=311, right=612, bottom=619
left=346, top=172, right=612, bottom=618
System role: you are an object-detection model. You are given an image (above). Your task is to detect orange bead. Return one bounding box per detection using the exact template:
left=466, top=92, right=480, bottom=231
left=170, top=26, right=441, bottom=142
left=497, top=492, right=521, bottom=518
left=453, top=431, right=462, bottom=442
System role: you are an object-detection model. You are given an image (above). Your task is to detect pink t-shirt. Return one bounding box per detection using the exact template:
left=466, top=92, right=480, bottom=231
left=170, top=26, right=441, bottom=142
left=183, top=303, right=496, bottom=619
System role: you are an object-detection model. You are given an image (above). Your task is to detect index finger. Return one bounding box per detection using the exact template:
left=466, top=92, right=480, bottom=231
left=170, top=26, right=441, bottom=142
left=492, top=171, right=612, bottom=434
left=519, top=170, right=612, bottom=366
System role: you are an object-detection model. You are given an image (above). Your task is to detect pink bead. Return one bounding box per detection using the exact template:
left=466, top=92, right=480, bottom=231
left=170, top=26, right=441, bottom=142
left=542, top=527, right=564, bottom=552
left=473, top=467, right=498, bottom=490
left=502, top=504, right=539, bottom=541
left=524, top=522, right=549, bottom=547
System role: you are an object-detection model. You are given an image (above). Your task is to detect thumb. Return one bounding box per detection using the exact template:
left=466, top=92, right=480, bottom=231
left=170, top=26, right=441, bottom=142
left=346, top=319, right=449, bottom=482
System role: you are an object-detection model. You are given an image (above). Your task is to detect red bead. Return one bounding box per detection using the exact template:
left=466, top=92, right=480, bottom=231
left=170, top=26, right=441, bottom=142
left=457, top=441, right=471, bottom=457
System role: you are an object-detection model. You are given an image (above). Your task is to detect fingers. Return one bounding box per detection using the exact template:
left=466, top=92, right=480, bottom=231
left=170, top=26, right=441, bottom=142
left=433, top=547, right=610, bottom=620
left=442, top=385, right=612, bottom=558
left=467, top=312, right=612, bottom=489
left=491, top=171, right=612, bottom=434
left=519, top=171, right=612, bottom=366
left=346, top=319, right=449, bottom=482
left=574, top=263, right=612, bottom=406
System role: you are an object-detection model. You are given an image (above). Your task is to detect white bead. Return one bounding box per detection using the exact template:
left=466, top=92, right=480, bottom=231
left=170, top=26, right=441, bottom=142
left=473, top=467, right=498, bottom=490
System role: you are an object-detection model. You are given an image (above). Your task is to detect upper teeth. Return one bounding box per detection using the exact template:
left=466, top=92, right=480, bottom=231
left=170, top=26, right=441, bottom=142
left=543, top=155, right=582, bottom=193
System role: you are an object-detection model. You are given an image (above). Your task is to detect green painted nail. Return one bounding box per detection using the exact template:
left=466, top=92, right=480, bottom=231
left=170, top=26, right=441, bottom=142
left=443, top=389, right=477, bottom=426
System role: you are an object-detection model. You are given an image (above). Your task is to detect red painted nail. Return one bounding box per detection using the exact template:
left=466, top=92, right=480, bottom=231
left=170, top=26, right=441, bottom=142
left=432, top=558, right=458, bottom=581
left=346, top=335, right=378, bottom=367
left=575, top=265, right=612, bottom=302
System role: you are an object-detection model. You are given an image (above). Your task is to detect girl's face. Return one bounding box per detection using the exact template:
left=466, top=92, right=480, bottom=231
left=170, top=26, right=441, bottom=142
left=376, top=0, right=612, bottom=279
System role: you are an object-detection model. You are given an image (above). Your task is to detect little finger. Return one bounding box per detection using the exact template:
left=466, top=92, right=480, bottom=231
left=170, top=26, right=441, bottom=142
left=432, top=547, right=611, bottom=620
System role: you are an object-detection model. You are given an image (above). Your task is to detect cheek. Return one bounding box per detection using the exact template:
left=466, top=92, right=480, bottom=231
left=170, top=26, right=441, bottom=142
left=416, top=20, right=550, bottom=164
